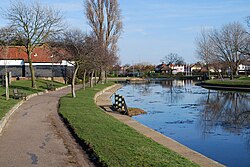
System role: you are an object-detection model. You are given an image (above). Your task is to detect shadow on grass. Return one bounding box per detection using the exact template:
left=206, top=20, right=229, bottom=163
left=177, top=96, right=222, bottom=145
left=10, top=85, right=40, bottom=92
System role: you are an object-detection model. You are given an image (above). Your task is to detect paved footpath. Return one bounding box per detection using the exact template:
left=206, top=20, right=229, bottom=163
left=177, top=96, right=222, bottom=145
left=0, top=85, right=95, bottom=167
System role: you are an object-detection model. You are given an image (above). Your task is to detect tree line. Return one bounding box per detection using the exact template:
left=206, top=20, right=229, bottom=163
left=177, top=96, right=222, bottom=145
left=0, top=0, right=123, bottom=98
left=196, top=19, right=250, bottom=79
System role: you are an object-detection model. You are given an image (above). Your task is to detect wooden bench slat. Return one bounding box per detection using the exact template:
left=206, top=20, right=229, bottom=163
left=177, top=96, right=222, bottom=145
left=13, top=88, right=27, bottom=100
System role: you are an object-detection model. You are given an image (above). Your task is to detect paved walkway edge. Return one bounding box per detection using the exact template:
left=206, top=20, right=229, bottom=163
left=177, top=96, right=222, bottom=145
left=95, top=84, right=225, bottom=167
left=0, top=85, right=70, bottom=134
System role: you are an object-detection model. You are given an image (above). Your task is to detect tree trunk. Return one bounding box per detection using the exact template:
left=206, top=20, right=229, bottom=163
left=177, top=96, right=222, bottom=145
left=95, top=70, right=97, bottom=85
left=235, top=63, right=239, bottom=76
left=100, top=70, right=105, bottom=84
left=208, top=66, right=211, bottom=80
left=28, top=53, right=37, bottom=89
left=98, top=67, right=105, bottom=84
left=105, top=70, right=108, bottom=83
left=219, top=71, right=224, bottom=81
left=230, top=66, right=234, bottom=80
left=71, top=64, right=79, bottom=98
left=83, top=69, right=86, bottom=90
left=5, top=73, right=9, bottom=100
left=90, top=69, right=94, bottom=88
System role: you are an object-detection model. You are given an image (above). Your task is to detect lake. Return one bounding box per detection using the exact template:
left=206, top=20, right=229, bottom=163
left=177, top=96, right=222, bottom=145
left=115, top=80, right=250, bottom=167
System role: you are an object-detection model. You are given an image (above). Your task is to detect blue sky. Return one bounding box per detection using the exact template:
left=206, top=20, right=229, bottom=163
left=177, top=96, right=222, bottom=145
left=0, top=0, right=250, bottom=65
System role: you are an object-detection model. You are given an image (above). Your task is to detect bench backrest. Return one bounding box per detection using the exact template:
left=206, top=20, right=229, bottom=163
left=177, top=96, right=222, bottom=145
left=13, top=89, right=18, bottom=94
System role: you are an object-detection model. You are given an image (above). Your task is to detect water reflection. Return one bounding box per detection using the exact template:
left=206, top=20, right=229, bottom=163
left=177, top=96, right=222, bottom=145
left=198, top=91, right=250, bottom=147
left=157, top=80, right=188, bottom=104
left=117, top=80, right=250, bottom=166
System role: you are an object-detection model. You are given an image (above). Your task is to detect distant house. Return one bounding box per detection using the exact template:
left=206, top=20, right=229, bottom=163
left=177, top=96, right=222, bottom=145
left=155, top=62, right=171, bottom=73
left=155, top=62, right=185, bottom=74
left=171, top=64, right=185, bottom=74
left=238, top=64, right=250, bottom=73
left=0, top=46, right=73, bottom=82
left=191, top=62, right=203, bottom=72
left=110, top=64, right=126, bottom=76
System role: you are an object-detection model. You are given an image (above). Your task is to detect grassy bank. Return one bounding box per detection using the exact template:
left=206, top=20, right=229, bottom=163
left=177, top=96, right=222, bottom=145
left=204, top=77, right=250, bottom=86
left=0, top=79, right=66, bottom=119
left=59, top=83, right=198, bottom=167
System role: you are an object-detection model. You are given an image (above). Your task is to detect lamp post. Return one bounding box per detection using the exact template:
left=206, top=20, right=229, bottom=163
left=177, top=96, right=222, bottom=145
left=50, top=55, right=54, bottom=89
left=3, top=47, right=9, bottom=100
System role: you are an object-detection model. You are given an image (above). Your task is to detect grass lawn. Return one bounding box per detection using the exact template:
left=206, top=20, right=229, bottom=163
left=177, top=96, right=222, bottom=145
left=59, top=83, right=199, bottom=167
left=238, top=77, right=250, bottom=81
left=205, top=77, right=250, bottom=86
left=0, top=79, right=66, bottom=119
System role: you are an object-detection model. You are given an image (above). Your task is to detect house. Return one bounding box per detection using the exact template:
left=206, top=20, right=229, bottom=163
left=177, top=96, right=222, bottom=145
left=0, top=46, right=73, bottom=83
left=171, top=64, right=185, bottom=74
left=155, top=62, right=185, bottom=74
left=155, top=62, right=171, bottom=73
left=191, top=62, right=203, bottom=72
left=238, top=64, right=250, bottom=73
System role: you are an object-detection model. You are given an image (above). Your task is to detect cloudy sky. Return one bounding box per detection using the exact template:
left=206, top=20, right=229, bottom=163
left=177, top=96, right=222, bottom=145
left=0, top=0, right=249, bottom=65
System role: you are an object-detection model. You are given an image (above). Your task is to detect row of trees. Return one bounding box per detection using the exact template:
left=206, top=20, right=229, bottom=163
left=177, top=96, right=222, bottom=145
left=0, top=0, right=123, bottom=98
left=196, top=20, right=250, bottom=79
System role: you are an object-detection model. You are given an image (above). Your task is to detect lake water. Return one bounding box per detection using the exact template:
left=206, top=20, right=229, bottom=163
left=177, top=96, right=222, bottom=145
left=115, top=80, right=250, bottom=167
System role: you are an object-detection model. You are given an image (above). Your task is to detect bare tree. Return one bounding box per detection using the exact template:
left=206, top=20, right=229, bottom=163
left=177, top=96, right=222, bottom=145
left=163, top=53, right=185, bottom=65
left=58, top=29, right=87, bottom=97
left=196, top=29, right=217, bottom=79
left=241, top=16, right=250, bottom=56
left=196, top=22, right=249, bottom=79
left=247, top=16, right=250, bottom=31
left=210, top=22, right=248, bottom=78
left=3, top=1, right=64, bottom=88
left=85, top=0, right=122, bottom=83
left=50, top=29, right=97, bottom=97
left=196, top=29, right=213, bottom=64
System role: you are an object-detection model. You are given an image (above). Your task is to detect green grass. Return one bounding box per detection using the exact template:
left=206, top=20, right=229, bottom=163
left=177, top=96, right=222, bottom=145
left=238, top=77, right=250, bottom=81
left=0, top=79, right=66, bottom=119
left=59, top=83, right=199, bottom=167
left=205, top=77, right=250, bottom=86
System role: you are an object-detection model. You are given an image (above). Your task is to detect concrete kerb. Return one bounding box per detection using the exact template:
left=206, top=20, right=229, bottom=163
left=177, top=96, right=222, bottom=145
left=93, top=84, right=118, bottom=102
left=95, top=84, right=225, bottom=167
left=0, top=85, right=70, bottom=135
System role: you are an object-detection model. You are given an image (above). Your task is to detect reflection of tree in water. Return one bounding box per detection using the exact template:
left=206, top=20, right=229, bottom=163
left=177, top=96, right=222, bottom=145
left=159, top=80, right=191, bottom=104
left=198, top=91, right=250, bottom=147
left=131, top=83, right=152, bottom=96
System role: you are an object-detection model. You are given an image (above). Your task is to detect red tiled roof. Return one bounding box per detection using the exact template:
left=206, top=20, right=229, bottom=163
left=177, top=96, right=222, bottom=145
left=0, top=46, right=62, bottom=63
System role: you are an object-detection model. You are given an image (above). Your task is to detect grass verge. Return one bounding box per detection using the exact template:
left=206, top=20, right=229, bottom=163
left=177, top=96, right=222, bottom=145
left=59, top=83, right=199, bottom=167
left=0, top=79, right=66, bottom=119
left=205, top=77, right=250, bottom=86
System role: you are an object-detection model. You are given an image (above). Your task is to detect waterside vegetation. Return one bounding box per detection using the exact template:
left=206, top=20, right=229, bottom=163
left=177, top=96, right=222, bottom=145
left=204, top=77, right=250, bottom=86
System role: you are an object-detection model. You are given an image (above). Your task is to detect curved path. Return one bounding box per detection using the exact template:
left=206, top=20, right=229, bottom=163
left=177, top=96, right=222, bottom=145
left=0, top=85, right=95, bottom=167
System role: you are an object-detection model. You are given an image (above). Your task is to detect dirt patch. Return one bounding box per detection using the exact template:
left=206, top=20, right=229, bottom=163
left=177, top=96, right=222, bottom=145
left=127, top=108, right=147, bottom=117
left=48, top=112, right=95, bottom=167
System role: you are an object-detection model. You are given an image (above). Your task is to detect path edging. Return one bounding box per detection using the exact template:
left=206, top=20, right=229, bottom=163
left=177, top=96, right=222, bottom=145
left=0, top=85, right=70, bottom=134
left=93, top=84, right=118, bottom=102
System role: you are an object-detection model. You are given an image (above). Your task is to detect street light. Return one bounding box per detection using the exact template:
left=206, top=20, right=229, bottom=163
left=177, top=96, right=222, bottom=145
left=50, top=54, right=54, bottom=89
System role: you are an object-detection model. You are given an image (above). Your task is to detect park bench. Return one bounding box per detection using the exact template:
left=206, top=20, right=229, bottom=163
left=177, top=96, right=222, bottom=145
left=13, top=88, right=27, bottom=100
left=46, top=82, right=55, bottom=91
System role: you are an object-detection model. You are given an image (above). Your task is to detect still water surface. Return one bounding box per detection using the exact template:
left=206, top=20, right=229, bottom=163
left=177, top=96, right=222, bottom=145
left=115, top=80, right=250, bottom=167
